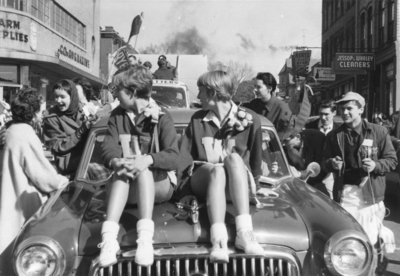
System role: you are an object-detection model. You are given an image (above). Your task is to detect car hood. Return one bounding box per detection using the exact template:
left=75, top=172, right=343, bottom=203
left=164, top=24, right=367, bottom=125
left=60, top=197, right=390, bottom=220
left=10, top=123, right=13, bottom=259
left=78, top=180, right=310, bottom=255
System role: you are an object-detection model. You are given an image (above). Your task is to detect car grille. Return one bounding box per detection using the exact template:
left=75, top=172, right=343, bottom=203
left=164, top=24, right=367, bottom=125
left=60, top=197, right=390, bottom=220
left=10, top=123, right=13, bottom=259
left=92, top=254, right=300, bottom=276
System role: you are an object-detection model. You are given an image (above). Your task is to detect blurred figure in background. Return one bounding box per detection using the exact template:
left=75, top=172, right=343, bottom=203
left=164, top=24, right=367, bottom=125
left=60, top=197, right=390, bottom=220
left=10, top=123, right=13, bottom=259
left=143, top=61, right=152, bottom=71
left=153, top=55, right=176, bottom=80
left=0, top=100, right=11, bottom=128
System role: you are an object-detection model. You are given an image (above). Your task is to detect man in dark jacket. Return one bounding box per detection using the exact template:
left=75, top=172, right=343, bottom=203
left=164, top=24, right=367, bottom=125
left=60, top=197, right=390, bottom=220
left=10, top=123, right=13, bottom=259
left=323, top=91, right=397, bottom=263
left=305, top=99, right=341, bottom=198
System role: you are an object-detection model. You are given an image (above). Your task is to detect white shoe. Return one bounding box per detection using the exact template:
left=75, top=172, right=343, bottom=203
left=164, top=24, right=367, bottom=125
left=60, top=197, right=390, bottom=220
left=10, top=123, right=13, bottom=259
left=210, top=239, right=229, bottom=263
left=235, top=230, right=264, bottom=255
left=135, top=237, right=154, bottom=266
left=98, top=238, right=120, bottom=267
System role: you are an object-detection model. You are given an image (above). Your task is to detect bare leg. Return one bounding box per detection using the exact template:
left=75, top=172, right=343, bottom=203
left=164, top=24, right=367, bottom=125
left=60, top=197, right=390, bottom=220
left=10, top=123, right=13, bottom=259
left=135, top=168, right=155, bottom=219
left=106, top=176, right=130, bottom=222
left=224, top=153, right=249, bottom=215
left=191, top=163, right=229, bottom=262
left=190, top=164, right=227, bottom=224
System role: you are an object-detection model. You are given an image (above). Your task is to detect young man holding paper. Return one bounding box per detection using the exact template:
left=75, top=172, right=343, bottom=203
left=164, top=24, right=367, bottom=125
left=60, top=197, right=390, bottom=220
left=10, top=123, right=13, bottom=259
left=323, top=92, right=397, bottom=270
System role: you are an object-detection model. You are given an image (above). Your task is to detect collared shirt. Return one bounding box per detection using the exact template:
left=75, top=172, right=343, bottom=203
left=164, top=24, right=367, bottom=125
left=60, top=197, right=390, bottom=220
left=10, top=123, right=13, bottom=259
left=318, top=120, right=333, bottom=135
left=202, top=101, right=238, bottom=129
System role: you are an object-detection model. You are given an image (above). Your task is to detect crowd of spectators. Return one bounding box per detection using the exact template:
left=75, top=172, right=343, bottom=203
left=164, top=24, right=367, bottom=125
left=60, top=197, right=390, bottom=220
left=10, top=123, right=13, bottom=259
left=0, top=62, right=399, bottom=273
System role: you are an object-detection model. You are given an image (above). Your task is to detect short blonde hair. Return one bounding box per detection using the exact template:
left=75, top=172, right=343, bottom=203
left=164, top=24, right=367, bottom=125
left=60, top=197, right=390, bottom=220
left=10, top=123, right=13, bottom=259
left=112, top=64, right=153, bottom=98
left=197, top=70, right=234, bottom=102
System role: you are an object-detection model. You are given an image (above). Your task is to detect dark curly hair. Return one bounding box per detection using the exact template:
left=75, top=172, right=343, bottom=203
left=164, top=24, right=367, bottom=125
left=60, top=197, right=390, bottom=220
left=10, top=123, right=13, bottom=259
left=256, top=72, right=277, bottom=93
left=11, top=87, right=41, bottom=124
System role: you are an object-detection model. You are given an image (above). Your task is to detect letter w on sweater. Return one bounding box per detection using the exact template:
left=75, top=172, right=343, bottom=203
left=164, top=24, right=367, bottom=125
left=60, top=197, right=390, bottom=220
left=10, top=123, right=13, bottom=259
left=202, top=137, right=235, bottom=163
left=119, top=134, right=141, bottom=157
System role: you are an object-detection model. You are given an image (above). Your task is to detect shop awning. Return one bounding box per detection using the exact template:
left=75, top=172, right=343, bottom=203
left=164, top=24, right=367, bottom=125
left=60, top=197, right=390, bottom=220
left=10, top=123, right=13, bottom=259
left=0, top=49, right=105, bottom=87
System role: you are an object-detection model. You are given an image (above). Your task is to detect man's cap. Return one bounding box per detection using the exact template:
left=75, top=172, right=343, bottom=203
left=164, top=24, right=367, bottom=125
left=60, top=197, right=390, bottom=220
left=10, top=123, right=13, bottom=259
left=158, top=55, right=167, bottom=61
left=336, top=91, right=365, bottom=107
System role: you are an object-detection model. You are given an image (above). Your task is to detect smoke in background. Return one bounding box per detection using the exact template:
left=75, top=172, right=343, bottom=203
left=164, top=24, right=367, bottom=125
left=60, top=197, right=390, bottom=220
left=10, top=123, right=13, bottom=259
left=137, top=0, right=319, bottom=77
left=140, top=27, right=210, bottom=55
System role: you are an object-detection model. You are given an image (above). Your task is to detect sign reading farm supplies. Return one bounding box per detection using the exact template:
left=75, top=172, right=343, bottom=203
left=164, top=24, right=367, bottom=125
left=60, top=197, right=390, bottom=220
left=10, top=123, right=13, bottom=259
left=334, top=53, right=374, bottom=74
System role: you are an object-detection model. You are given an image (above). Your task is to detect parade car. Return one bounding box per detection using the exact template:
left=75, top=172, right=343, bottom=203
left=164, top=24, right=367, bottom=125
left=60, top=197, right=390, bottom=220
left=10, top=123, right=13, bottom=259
left=151, top=80, right=190, bottom=108
left=11, top=109, right=374, bottom=276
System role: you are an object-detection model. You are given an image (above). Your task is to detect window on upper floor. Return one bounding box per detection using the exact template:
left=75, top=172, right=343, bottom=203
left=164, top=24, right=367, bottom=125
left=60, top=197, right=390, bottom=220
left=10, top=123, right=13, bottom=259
left=31, top=0, right=50, bottom=24
left=0, top=0, right=27, bottom=11
left=379, top=0, right=386, bottom=47
left=360, top=12, right=366, bottom=51
left=50, top=2, right=86, bottom=49
left=388, top=0, right=395, bottom=42
left=367, top=7, right=373, bottom=52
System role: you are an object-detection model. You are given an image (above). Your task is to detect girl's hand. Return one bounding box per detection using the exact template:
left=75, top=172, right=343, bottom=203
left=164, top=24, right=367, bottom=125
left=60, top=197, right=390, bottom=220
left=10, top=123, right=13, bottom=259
left=123, top=155, right=153, bottom=174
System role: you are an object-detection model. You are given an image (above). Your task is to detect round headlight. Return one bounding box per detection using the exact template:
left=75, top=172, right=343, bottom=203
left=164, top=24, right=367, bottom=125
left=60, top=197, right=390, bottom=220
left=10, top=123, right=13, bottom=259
left=324, top=231, right=372, bottom=276
left=14, top=237, right=66, bottom=276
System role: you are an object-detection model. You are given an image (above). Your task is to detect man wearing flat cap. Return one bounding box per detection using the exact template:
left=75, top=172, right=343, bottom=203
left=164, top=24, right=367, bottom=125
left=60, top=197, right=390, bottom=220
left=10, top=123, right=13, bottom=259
left=322, top=91, right=397, bottom=270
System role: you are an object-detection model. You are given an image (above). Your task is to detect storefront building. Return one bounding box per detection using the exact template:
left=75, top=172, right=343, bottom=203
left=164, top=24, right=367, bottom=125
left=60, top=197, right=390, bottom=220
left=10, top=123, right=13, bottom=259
left=0, top=0, right=104, bottom=106
left=321, top=0, right=398, bottom=119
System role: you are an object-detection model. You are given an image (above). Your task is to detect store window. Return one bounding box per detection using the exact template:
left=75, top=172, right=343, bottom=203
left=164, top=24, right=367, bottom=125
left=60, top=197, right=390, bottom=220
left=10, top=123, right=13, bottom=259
left=0, top=65, right=20, bottom=105
left=0, top=65, right=18, bottom=84
left=0, top=0, right=27, bottom=11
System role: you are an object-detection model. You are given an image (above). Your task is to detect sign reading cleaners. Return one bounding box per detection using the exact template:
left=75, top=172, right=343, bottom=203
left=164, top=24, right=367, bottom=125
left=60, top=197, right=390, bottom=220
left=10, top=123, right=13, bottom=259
left=335, top=53, right=374, bottom=74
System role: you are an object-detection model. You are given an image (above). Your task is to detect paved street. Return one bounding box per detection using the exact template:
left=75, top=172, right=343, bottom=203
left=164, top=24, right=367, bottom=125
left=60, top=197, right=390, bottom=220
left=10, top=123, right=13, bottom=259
left=383, top=172, right=400, bottom=275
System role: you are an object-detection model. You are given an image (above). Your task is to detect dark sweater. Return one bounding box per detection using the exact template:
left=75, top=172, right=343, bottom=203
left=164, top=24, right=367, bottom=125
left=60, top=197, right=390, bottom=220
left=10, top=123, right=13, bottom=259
left=180, top=108, right=262, bottom=179
left=101, top=106, right=179, bottom=171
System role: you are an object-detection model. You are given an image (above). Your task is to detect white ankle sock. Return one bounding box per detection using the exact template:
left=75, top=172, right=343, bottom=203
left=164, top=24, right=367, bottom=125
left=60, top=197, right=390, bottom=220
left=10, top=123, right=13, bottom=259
left=210, top=222, right=228, bottom=242
left=101, top=220, right=120, bottom=240
left=235, top=214, right=253, bottom=233
left=137, top=219, right=154, bottom=240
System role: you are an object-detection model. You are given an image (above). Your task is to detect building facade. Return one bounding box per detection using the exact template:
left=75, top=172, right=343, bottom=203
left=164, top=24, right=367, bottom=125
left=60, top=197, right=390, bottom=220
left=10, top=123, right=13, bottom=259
left=0, top=0, right=103, bottom=106
left=100, top=26, right=128, bottom=83
left=321, top=0, right=398, bottom=118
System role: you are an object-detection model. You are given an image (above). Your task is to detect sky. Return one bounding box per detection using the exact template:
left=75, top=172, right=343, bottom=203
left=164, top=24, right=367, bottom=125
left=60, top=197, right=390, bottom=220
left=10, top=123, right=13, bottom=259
left=99, top=0, right=322, bottom=78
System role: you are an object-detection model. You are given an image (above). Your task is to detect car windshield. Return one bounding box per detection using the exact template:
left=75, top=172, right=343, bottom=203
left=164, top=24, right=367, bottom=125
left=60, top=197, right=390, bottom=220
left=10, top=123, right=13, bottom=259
left=259, top=127, right=291, bottom=182
left=79, top=126, right=291, bottom=184
left=151, top=86, right=187, bottom=108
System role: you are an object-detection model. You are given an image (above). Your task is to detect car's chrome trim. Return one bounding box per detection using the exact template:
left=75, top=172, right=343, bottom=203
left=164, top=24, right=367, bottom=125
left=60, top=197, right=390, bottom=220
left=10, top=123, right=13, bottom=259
left=89, top=244, right=301, bottom=276
left=13, top=236, right=66, bottom=276
left=324, top=230, right=373, bottom=276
